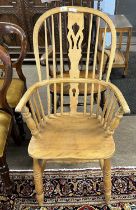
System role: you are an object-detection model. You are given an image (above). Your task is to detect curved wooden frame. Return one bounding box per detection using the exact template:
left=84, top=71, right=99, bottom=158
left=0, top=22, right=27, bottom=82
left=0, top=45, right=13, bottom=193
left=33, top=6, right=116, bottom=82
left=33, top=6, right=116, bottom=113
left=16, top=78, right=130, bottom=114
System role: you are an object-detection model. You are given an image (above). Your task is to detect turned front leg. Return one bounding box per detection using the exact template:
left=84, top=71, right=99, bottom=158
left=33, top=159, right=44, bottom=206
left=103, top=159, right=111, bottom=204
left=22, top=106, right=39, bottom=138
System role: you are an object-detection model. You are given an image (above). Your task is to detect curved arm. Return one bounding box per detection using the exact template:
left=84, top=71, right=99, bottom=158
left=0, top=22, right=27, bottom=82
left=15, top=78, right=130, bottom=115
left=15, top=82, right=39, bottom=113
left=0, top=45, right=13, bottom=114
left=108, top=82, right=130, bottom=114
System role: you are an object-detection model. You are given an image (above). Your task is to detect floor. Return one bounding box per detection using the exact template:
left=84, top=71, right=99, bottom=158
left=6, top=63, right=136, bottom=170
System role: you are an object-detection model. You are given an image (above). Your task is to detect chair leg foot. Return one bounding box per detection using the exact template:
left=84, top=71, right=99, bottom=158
left=103, top=159, right=111, bottom=205
left=36, top=193, right=44, bottom=206
left=33, top=159, right=44, bottom=206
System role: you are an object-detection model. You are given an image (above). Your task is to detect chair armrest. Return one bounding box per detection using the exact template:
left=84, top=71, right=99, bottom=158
left=100, top=81, right=130, bottom=136
left=108, top=82, right=130, bottom=114
left=15, top=81, right=47, bottom=138
left=16, top=78, right=130, bottom=138
left=15, top=83, right=38, bottom=113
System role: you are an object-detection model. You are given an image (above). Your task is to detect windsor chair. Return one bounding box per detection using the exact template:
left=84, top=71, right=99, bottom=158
left=16, top=7, right=130, bottom=206
left=0, top=45, right=13, bottom=193
left=0, top=22, right=27, bottom=142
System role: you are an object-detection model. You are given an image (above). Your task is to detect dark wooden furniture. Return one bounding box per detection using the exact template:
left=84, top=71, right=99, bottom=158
left=0, top=0, right=101, bottom=59
left=0, top=22, right=27, bottom=141
left=0, top=45, right=13, bottom=193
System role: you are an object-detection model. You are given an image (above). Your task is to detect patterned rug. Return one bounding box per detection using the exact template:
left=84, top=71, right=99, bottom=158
left=0, top=168, right=136, bottom=210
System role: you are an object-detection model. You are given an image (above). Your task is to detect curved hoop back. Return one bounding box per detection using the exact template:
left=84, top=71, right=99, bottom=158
left=33, top=6, right=116, bottom=81
left=33, top=6, right=116, bottom=115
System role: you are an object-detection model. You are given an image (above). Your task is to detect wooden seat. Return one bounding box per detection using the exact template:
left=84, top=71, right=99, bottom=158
left=0, top=22, right=27, bottom=140
left=28, top=115, right=115, bottom=160
left=16, top=6, right=130, bottom=207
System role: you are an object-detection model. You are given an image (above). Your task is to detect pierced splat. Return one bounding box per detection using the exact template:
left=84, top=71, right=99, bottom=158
left=67, top=12, right=84, bottom=114
left=72, top=88, right=76, bottom=97
left=67, top=12, right=84, bottom=78
left=72, top=23, right=79, bottom=36
left=69, top=84, right=79, bottom=114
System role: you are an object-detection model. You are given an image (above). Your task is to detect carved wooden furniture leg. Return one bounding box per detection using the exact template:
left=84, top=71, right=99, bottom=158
left=33, top=159, right=44, bottom=206
left=0, top=154, right=12, bottom=194
left=103, top=159, right=111, bottom=204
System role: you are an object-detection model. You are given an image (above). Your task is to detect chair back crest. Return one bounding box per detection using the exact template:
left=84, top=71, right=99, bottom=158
left=33, top=6, right=116, bottom=115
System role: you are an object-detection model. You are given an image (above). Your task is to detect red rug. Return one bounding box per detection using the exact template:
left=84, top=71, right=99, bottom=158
left=0, top=168, right=136, bottom=209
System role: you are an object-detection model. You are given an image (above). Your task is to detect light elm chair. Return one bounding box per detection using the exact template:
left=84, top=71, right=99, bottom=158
left=16, top=7, right=130, bottom=206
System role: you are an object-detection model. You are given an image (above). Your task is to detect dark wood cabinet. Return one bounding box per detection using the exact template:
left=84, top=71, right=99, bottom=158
left=0, top=0, right=100, bottom=60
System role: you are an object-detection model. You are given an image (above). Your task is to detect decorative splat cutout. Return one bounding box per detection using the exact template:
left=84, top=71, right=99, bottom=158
left=67, top=12, right=84, bottom=114
left=67, top=12, right=84, bottom=79
left=72, top=88, right=76, bottom=97
left=72, top=23, right=79, bottom=36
